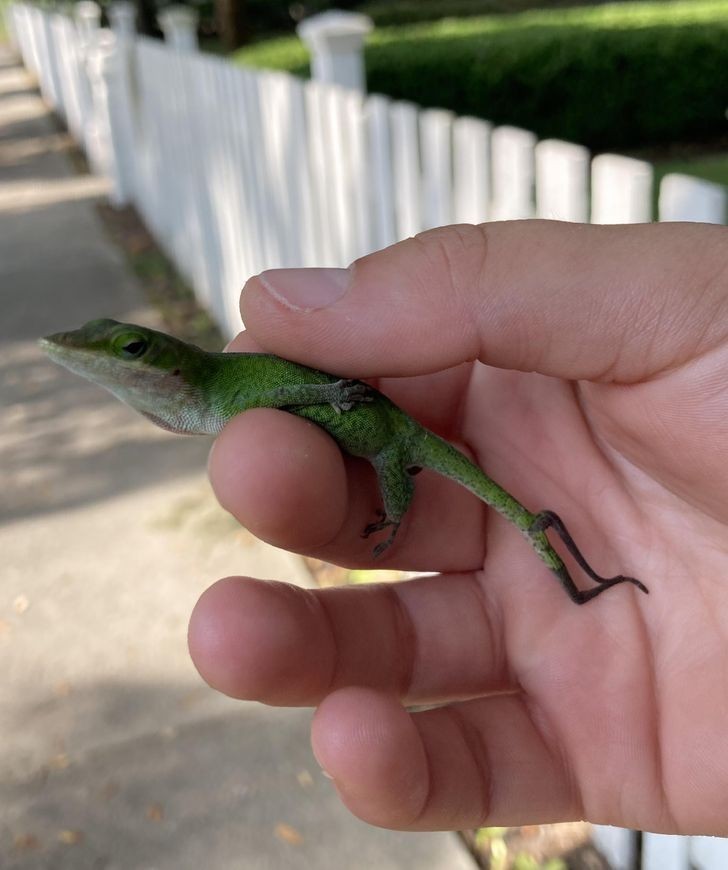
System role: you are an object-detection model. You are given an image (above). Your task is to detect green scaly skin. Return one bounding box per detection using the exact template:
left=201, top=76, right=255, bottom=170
left=40, top=319, right=649, bottom=605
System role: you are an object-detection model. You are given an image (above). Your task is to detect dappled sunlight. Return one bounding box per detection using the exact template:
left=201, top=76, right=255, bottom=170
left=0, top=47, right=212, bottom=523
left=0, top=339, right=213, bottom=524
left=0, top=172, right=109, bottom=211
left=0, top=679, right=456, bottom=868
left=0, top=130, right=72, bottom=165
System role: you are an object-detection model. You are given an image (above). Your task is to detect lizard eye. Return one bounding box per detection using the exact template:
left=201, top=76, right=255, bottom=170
left=120, top=337, right=148, bottom=359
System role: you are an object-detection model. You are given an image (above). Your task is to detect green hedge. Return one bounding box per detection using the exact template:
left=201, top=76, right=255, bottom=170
left=235, top=0, right=728, bottom=151
left=358, top=0, right=683, bottom=28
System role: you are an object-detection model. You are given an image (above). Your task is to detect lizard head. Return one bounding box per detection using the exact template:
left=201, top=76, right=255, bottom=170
left=39, top=319, right=221, bottom=434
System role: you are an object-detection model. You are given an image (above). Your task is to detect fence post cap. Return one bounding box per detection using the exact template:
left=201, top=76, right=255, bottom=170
left=109, top=2, right=136, bottom=19
left=158, top=4, right=199, bottom=29
left=109, top=1, right=136, bottom=35
left=75, top=1, right=102, bottom=23
left=297, top=9, right=373, bottom=46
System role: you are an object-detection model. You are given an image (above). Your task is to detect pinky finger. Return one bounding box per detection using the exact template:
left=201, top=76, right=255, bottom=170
left=310, top=687, right=580, bottom=831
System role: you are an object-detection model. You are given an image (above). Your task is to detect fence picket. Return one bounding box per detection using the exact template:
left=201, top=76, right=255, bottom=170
left=535, top=139, right=590, bottom=222
left=327, top=84, right=359, bottom=265
left=267, top=72, right=316, bottom=267
left=344, top=88, right=371, bottom=259
left=218, top=61, right=255, bottom=290
left=491, top=125, right=536, bottom=220
left=52, top=14, right=84, bottom=143
left=365, top=94, right=396, bottom=251
left=390, top=100, right=422, bottom=239
left=453, top=116, right=491, bottom=224
left=591, top=154, right=653, bottom=223
left=658, top=173, right=726, bottom=223
left=420, top=108, right=454, bottom=230
left=228, top=65, right=268, bottom=279
left=305, top=79, right=338, bottom=266
left=182, top=51, right=226, bottom=307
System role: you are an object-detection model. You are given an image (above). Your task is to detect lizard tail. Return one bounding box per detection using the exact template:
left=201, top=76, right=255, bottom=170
left=412, top=428, right=647, bottom=604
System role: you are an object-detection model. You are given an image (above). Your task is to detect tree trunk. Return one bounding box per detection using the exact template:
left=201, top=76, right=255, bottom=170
left=215, top=0, right=248, bottom=50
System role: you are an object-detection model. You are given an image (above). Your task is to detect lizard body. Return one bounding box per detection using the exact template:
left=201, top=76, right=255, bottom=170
left=40, top=319, right=648, bottom=605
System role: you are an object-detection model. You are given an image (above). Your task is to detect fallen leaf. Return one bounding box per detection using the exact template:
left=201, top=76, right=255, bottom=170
left=54, top=680, right=72, bottom=697
left=100, top=781, right=120, bottom=800
left=146, top=803, right=164, bottom=822
left=296, top=769, right=314, bottom=789
left=14, top=833, right=40, bottom=851
left=58, top=829, right=84, bottom=845
left=13, top=595, right=30, bottom=614
left=48, top=753, right=70, bottom=770
left=274, top=822, right=303, bottom=845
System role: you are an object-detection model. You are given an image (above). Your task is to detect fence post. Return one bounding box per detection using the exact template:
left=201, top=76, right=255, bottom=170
left=106, top=0, right=137, bottom=205
left=158, top=5, right=198, bottom=51
left=109, top=1, right=136, bottom=38
left=297, top=10, right=372, bottom=92
left=74, top=0, right=101, bottom=49
left=85, top=29, right=129, bottom=205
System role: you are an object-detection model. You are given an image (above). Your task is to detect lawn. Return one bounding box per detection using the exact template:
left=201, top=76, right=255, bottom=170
left=653, top=154, right=728, bottom=189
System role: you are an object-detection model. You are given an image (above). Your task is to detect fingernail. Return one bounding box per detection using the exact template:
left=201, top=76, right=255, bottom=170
left=258, top=267, right=351, bottom=312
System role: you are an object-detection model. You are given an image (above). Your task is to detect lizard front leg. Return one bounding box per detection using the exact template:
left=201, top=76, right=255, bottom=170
left=238, top=379, right=374, bottom=414
left=362, top=447, right=417, bottom=558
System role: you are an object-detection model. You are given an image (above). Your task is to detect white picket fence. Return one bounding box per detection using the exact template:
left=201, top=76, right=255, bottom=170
left=8, top=2, right=728, bottom=339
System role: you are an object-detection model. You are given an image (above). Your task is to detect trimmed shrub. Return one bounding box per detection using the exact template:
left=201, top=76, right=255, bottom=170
left=235, top=1, right=728, bottom=151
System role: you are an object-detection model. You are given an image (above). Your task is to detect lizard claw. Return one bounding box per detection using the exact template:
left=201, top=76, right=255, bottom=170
left=362, top=510, right=387, bottom=538
left=362, top=512, right=400, bottom=557
left=330, top=379, right=374, bottom=413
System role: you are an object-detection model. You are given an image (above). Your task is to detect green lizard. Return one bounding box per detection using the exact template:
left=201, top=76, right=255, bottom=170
left=40, top=318, right=648, bottom=605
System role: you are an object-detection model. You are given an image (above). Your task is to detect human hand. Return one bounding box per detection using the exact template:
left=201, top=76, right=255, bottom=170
left=189, top=220, right=728, bottom=835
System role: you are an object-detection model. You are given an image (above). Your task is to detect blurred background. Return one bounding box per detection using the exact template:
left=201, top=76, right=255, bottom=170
left=2, top=0, right=727, bottom=867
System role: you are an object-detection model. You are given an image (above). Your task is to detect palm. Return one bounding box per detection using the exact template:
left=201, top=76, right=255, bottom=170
left=424, top=354, right=728, bottom=834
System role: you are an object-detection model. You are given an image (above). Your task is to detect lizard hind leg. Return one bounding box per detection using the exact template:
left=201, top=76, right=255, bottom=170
left=530, top=510, right=649, bottom=602
left=363, top=449, right=415, bottom=558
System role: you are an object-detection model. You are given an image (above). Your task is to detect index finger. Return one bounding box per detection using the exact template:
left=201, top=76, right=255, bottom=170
left=240, top=220, right=728, bottom=384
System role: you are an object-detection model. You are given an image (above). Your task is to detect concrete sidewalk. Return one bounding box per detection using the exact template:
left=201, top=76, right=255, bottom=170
left=0, top=44, right=475, bottom=869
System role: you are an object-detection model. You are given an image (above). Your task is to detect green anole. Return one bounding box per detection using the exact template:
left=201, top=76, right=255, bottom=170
left=40, top=319, right=648, bottom=605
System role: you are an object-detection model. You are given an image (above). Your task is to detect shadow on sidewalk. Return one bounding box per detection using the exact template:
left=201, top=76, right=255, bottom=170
left=3, top=679, right=466, bottom=870
left=2, top=679, right=317, bottom=870
left=2, top=334, right=211, bottom=525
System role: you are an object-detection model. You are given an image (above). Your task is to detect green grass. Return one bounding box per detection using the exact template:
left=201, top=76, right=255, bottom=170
left=653, top=154, right=728, bottom=190
left=650, top=153, right=728, bottom=216
left=234, top=33, right=309, bottom=72
left=0, top=1, right=10, bottom=43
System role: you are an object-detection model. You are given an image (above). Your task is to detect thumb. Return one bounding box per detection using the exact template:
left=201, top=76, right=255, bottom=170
left=239, top=220, right=728, bottom=383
